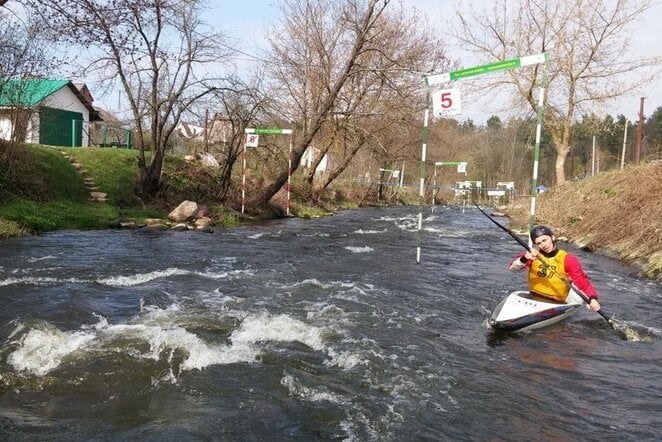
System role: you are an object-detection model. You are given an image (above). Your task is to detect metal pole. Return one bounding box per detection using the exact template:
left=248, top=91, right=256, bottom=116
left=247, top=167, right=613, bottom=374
left=528, top=66, right=547, bottom=238
left=591, top=135, right=596, bottom=176
left=287, top=134, right=292, bottom=216
left=635, top=97, right=644, bottom=165
left=620, top=119, right=628, bottom=170
left=432, top=164, right=438, bottom=206
left=417, top=90, right=430, bottom=264
left=241, top=139, right=247, bottom=214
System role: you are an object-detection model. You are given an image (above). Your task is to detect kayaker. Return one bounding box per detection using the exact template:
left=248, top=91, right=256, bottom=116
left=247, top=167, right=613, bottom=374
left=509, top=225, right=602, bottom=312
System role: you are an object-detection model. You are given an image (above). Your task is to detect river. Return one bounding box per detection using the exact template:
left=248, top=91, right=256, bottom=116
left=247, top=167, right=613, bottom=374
left=0, top=205, right=660, bottom=441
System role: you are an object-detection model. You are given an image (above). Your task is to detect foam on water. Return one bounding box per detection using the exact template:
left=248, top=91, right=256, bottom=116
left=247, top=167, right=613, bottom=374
left=0, top=266, right=253, bottom=288
left=0, top=276, right=84, bottom=287
left=345, top=246, right=374, bottom=253
left=96, top=267, right=255, bottom=287
left=353, top=229, right=387, bottom=234
left=280, top=373, right=343, bottom=403
left=26, top=255, right=58, bottom=263
left=7, top=324, right=96, bottom=376
left=4, top=308, right=334, bottom=378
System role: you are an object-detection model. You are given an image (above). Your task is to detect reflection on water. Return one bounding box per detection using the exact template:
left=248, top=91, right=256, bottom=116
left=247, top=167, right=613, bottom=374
left=0, top=206, right=660, bottom=440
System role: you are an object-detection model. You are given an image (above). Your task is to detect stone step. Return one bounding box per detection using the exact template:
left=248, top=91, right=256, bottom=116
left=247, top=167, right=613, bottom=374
left=89, top=191, right=107, bottom=199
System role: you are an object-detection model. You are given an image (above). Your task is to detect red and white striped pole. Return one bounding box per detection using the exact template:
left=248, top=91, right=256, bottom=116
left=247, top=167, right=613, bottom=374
left=285, top=130, right=293, bottom=216
left=241, top=140, right=247, bottom=214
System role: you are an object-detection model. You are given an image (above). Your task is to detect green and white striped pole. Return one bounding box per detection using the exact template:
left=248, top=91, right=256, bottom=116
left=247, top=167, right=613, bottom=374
left=529, top=68, right=547, bottom=241
left=416, top=90, right=430, bottom=264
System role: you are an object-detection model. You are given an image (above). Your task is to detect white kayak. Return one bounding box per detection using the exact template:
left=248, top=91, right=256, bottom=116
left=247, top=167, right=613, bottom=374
left=489, top=290, right=584, bottom=332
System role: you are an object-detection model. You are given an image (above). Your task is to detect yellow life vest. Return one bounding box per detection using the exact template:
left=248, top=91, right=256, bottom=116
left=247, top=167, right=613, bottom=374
left=528, top=250, right=570, bottom=302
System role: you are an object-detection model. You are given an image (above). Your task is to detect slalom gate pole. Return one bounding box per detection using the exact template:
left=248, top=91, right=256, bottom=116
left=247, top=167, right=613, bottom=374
left=416, top=89, right=430, bottom=264
left=241, top=140, right=247, bottom=214
left=287, top=134, right=292, bottom=216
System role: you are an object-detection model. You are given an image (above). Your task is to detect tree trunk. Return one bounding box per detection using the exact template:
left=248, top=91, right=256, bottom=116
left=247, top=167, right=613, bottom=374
left=554, top=145, right=569, bottom=186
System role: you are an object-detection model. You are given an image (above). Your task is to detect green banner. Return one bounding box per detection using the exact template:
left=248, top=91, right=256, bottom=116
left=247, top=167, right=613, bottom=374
left=255, top=128, right=285, bottom=135
left=450, top=58, right=521, bottom=81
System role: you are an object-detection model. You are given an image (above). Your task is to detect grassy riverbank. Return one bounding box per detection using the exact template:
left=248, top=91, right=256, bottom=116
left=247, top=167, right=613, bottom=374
left=0, top=143, right=345, bottom=238
left=506, top=162, right=662, bottom=279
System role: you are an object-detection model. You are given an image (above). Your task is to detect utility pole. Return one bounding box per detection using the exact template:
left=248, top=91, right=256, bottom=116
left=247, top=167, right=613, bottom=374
left=635, top=97, right=645, bottom=165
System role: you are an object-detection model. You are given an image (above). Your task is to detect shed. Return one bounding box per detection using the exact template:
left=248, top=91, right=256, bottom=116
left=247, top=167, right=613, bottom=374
left=0, top=79, right=100, bottom=147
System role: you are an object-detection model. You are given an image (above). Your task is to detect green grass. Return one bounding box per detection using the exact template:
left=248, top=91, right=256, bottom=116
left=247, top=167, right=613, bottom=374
left=0, top=144, right=157, bottom=235
left=0, top=143, right=88, bottom=201
left=0, top=198, right=120, bottom=231
left=0, top=142, right=345, bottom=238
left=59, top=147, right=143, bottom=206
left=293, top=205, right=330, bottom=219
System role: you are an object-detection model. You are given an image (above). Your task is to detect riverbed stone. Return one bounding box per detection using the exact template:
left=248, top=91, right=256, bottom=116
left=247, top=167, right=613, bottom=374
left=169, top=200, right=198, bottom=222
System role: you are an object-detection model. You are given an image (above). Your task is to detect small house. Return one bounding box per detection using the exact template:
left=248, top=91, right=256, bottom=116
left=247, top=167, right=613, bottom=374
left=0, top=79, right=100, bottom=147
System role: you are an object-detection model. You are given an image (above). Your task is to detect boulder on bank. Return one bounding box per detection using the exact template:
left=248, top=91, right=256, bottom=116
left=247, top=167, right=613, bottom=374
left=194, top=216, right=213, bottom=229
left=168, top=200, right=198, bottom=222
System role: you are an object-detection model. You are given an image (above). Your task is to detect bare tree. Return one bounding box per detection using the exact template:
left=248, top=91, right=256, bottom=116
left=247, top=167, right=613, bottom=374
left=0, top=5, right=58, bottom=177
left=447, top=0, right=659, bottom=186
left=206, top=78, right=270, bottom=201
left=319, top=4, right=449, bottom=188
left=256, top=0, right=450, bottom=210
left=248, top=0, right=391, bottom=210
left=24, top=0, right=235, bottom=196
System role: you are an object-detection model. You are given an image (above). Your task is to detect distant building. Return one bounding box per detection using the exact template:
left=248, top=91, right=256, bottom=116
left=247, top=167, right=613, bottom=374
left=0, top=79, right=100, bottom=146
left=175, top=114, right=232, bottom=143
left=300, top=146, right=329, bottom=175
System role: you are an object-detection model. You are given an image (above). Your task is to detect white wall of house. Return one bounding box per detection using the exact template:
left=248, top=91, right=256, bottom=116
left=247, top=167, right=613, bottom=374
left=0, top=116, right=11, bottom=140
left=0, top=112, right=38, bottom=143
left=301, top=146, right=328, bottom=174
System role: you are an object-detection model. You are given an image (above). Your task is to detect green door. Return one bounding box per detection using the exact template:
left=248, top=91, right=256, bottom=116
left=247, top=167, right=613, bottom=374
left=39, top=107, right=83, bottom=146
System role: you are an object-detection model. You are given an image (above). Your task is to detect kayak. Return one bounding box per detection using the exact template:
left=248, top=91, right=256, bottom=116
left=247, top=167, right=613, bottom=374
left=489, top=290, right=584, bottom=332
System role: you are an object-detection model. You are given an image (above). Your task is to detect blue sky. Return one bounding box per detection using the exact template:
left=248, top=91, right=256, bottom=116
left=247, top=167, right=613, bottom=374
left=205, top=0, right=662, bottom=124
left=91, top=0, right=661, bottom=124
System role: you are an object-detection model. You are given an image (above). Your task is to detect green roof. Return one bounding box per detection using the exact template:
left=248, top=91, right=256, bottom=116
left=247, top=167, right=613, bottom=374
left=0, top=79, right=70, bottom=107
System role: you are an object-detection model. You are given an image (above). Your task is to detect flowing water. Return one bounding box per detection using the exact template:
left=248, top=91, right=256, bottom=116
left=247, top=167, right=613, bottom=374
left=0, top=205, right=660, bottom=441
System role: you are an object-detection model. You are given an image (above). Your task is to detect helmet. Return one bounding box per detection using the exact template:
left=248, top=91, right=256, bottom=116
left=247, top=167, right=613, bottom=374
left=530, top=225, right=554, bottom=241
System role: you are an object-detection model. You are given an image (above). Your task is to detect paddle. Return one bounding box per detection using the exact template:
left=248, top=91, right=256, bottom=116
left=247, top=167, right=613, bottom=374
left=472, top=201, right=617, bottom=330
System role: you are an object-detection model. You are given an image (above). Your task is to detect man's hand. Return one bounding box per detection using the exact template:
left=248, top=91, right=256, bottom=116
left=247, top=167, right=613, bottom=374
left=524, top=250, right=537, bottom=260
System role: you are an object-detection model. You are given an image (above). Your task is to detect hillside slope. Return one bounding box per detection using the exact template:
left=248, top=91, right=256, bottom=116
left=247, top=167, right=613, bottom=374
left=511, top=162, right=661, bottom=278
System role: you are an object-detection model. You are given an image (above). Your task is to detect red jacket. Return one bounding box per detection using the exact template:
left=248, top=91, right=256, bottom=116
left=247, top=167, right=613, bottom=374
left=508, top=250, right=599, bottom=299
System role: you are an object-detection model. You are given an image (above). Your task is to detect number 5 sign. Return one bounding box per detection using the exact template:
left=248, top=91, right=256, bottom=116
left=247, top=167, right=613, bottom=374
left=245, top=134, right=260, bottom=147
left=432, top=88, right=462, bottom=117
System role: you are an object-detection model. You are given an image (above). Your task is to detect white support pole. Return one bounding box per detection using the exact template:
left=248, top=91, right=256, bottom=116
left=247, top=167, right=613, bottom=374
left=287, top=134, right=293, bottom=216
left=591, top=135, right=596, bottom=176
left=620, top=120, right=628, bottom=170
